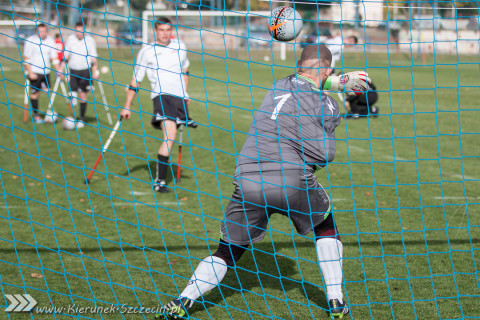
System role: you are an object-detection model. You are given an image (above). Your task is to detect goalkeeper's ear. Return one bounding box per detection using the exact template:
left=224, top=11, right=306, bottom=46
left=321, top=68, right=333, bottom=89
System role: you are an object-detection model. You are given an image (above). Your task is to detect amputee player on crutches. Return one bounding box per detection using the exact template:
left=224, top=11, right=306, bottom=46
left=120, top=17, right=196, bottom=194
left=64, top=20, right=99, bottom=127
left=23, top=23, right=62, bottom=124
left=41, top=32, right=74, bottom=120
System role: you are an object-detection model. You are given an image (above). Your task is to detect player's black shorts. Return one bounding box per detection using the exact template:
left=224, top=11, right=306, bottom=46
left=69, top=69, right=92, bottom=93
left=221, top=168, right=331, bottom=245
left=151, top=94, right=190, bottom=129
left=30, top=73, right=50, bottom=94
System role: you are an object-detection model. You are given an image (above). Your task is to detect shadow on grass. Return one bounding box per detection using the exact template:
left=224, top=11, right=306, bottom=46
left=1, top=237, right=475, bottom=255
left=122, top=161, right=188, bottom=184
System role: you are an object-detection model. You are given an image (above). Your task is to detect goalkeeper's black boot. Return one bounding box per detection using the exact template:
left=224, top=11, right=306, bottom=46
left=156, top=297, right=193, bottom=319
left=329, top=298, right=349, bottom=319
left=154, top=179, right=169, bottom=193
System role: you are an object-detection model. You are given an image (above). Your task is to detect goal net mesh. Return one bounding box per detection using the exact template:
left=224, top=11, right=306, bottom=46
left=0, top=0, right=478, bottom=319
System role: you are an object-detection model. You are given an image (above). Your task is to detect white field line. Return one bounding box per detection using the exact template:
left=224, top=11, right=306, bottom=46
left=347, top=145, right=366, bottom=152
left=112, top=202, right=185, bottom=206
left=215, top=107, right=252, bottom=119
left=444, top=173, right=477, bottom=181
left=0, top=202, right=186, bottom=209
left=433, top=196, right=480, bottom=200
left=381, top=154, right=408, bottom=161
left=9, top=94, right=27, bottom=99
left=129, top=191, right=151, bottom=196
left=346, top=145, right=409, bottom=162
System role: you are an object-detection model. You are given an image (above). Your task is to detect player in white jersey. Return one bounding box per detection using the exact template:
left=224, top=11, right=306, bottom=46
left=64, top=21, right=98, bottom=125
left=23, top=23, right=61, bottom=124
left=324, top=35, right=358, bottom=74
left=120, top=17, right=195, bottom=193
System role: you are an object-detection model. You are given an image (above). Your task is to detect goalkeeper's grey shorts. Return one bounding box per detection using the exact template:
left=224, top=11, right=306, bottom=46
left=220, top=168, right=331, bottom=246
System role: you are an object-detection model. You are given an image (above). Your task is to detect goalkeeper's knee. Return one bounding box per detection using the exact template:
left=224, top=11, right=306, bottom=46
left=213, top=239, right=249, bottom=267
left=314, top=213, right=341, bottom=241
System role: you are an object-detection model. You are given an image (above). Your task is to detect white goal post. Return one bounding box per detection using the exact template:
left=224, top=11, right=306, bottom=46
left=0, top=20, right=42, bottom=47
left=0, top=20, right=37, bottom=26
left=141, top=10, right=289, bottom=60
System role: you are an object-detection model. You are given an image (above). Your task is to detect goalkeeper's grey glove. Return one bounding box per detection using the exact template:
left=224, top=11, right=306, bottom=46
left=324, top=71, right=371, bottom=96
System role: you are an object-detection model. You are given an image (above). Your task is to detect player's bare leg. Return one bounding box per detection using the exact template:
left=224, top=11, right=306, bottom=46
left=154, top=120, right=177, bottom=193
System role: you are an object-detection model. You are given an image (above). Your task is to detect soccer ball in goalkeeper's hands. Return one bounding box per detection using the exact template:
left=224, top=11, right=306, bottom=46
left=268, top=6, right=303, bottom=42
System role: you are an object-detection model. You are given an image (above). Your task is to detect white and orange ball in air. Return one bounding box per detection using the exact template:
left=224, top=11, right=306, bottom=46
left=268, top=6, right=303, bottom=42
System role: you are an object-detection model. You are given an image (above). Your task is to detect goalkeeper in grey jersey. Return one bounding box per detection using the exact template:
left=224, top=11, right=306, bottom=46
left=159, top=45, right=371, bottom=319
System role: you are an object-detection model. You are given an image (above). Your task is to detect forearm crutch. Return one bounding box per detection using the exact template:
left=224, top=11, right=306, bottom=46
left=59, top=80, right=74, bottom=117
left=84, top=119, right=122, bottom=184
left=176, top=124, right=184, bottom=183
left=45, top=76, right=61, bottom=116
left=97, top=80, right=113, bottom=126
left=23, top=76, right=30, bottom=123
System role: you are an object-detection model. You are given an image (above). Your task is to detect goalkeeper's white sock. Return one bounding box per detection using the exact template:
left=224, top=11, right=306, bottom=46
left=180, top=256, right=228, bottom=301
left=316, top=238, right=344, bottom=303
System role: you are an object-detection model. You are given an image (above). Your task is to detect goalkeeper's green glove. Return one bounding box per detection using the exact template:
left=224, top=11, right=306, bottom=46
left=324, top=71, right=371, bottom=96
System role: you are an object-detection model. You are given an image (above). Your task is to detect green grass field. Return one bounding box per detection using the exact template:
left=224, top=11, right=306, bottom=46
left=1, top=46, right=479, bottom=320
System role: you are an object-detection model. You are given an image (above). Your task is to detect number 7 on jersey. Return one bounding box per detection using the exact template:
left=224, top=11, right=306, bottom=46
left=271, top=93, right=292, bottom=120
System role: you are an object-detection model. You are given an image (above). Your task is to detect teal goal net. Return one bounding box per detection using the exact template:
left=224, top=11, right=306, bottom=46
left=0, top=0, right=479, bottom=319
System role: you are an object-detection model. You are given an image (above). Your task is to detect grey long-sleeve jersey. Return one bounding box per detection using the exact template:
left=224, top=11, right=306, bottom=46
left=237, top=74, right=341, bottom=173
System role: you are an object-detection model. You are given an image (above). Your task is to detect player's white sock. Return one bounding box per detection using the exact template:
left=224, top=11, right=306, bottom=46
left=180, top=256, right=228, bottom=301
left=71, top=92, right=78, bottom=107
left=316, top=238, right=344, bottom=303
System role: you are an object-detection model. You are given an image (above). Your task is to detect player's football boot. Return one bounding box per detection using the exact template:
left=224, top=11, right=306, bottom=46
left=370, top=106, right=379, bottom=118
left=156, top=297, right=193, bottom=319
left=186, top=119, right=197, bottom=128
left=329, top=298, right=349, bottom=318
left=34, top=116, right=45, bottom=124
left=154, top=179, right=169, bottom=193
left=176, top=117, right=198, bottom=129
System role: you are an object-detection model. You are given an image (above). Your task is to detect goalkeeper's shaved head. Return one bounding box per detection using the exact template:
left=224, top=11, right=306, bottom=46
left=297, top=44, right=332, bottom=88
left=298, top=45, right=332, bottom=71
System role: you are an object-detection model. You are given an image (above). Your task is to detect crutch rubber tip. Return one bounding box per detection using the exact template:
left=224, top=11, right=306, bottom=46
left=176, top=178, right=181, bottom=183
left=84, top=179, right=90, bottom=184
